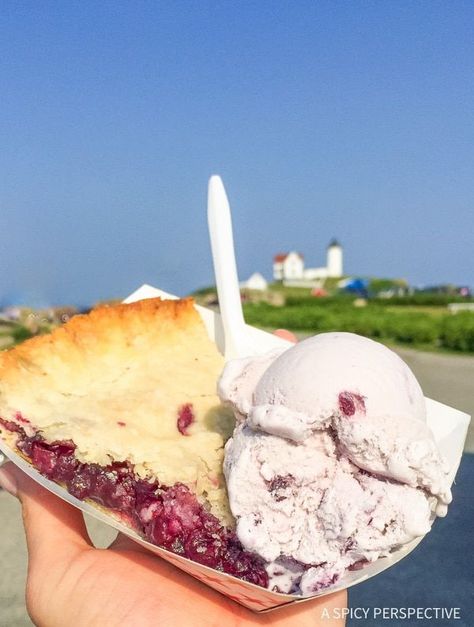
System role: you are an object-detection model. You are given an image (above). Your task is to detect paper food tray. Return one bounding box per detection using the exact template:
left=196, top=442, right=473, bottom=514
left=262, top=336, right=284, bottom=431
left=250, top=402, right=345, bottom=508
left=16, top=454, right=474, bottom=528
left=0, top=284, right=470, bottom=612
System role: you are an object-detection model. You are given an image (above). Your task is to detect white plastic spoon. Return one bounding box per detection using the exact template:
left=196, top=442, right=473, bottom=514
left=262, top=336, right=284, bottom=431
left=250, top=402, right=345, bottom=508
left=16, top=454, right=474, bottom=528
left=207, top=175, right=255, bottom=360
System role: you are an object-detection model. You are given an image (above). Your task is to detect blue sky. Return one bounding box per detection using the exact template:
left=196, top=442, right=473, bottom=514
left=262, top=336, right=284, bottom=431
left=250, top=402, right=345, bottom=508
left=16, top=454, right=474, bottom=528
left=1, top=1, right=473, bottom=305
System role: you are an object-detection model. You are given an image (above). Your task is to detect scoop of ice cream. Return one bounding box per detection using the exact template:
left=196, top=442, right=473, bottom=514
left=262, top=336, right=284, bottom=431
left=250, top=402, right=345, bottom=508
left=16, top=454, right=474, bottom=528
left=219, top=331, right=452, bottom=594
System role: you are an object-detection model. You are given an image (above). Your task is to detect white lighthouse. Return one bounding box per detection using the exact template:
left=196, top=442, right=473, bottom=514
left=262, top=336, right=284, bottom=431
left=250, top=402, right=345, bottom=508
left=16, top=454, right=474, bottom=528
left=273, top=238, right=344, bottom=283
left=326, top=238, right=343, bottom=278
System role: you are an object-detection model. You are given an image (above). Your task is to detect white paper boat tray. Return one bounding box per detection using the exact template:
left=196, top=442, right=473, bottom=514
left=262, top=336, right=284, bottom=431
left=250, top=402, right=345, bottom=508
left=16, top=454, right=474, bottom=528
left=0, top=284, right=470, bottom=612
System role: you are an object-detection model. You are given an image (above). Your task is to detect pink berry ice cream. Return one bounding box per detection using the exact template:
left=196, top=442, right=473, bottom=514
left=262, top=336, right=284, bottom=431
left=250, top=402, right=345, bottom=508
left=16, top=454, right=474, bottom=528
left=218, top=332, right=451, bottom=595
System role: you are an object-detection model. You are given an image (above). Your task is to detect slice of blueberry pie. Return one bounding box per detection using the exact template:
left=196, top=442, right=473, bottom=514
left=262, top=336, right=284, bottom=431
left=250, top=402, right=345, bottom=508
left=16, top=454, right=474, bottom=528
left=0, top=298, right=268, bottom=586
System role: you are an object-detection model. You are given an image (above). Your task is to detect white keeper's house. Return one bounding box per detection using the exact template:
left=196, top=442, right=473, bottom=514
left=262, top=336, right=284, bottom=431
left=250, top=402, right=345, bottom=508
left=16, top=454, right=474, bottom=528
left=273, top=239, right=343, bottom=283
left=239, top=272, right=268, bottom=291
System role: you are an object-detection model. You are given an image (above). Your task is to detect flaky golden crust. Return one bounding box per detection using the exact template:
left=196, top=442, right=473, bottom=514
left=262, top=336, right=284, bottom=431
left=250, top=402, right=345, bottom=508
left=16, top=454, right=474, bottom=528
left=0, top=297, right=234, bottom=523
left=0, top=297, right=197, bottom=379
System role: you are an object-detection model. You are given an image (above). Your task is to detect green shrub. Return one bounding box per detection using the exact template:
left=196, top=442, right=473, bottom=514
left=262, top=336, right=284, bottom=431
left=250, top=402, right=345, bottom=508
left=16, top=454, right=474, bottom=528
left=243, top=303, right=474, bottom=352
left=440, top=313, right=474, bottom=352
left=12, top=325, right=34, bottom=344
left=387, top=315, right=440, bottom=345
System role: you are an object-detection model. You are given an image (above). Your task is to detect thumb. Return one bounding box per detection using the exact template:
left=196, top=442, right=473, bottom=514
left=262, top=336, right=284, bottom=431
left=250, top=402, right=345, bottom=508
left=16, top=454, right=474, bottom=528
left=274, top=329, right=298, bottom=343
left=0, top=462, right=92, bottom=566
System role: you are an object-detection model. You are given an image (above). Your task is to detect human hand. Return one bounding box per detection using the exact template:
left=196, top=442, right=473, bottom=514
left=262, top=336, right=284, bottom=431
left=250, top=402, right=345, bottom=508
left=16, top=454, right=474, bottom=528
left=0, top=464, right=346, bottom=627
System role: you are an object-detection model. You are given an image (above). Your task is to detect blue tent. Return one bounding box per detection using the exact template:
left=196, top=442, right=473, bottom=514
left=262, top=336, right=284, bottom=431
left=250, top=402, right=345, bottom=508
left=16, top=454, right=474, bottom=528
left=341, top=278, right=369, bottom=297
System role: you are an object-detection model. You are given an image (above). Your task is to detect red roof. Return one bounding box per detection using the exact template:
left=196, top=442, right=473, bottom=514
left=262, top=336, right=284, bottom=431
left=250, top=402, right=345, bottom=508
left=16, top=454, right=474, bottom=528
left=273, top=252, right=304, bottom=262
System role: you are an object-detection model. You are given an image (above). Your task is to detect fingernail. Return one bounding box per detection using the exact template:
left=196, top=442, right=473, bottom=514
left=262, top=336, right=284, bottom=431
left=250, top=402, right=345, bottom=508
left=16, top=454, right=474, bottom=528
left=0, top=466, right=18, bottom=497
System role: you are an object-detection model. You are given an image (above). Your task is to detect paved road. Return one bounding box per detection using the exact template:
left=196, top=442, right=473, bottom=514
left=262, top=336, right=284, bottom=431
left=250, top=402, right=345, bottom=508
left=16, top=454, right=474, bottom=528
left=0, top=347, right=472, bottom=626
